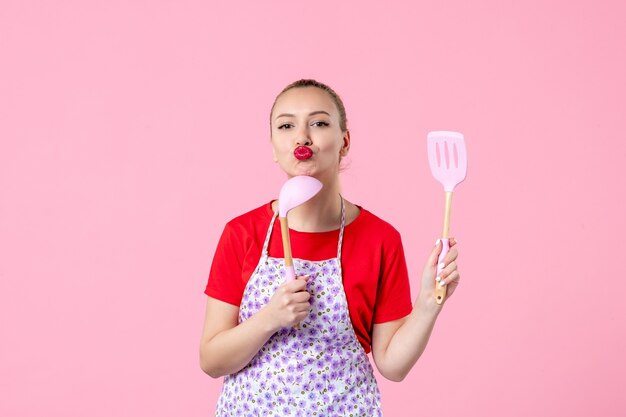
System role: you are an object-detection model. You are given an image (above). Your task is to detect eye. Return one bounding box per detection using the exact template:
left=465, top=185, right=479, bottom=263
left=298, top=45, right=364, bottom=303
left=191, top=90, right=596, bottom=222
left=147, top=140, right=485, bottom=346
left=312, top=121, right=329, bottom=127
left=277, top=123, right=293, bottom=130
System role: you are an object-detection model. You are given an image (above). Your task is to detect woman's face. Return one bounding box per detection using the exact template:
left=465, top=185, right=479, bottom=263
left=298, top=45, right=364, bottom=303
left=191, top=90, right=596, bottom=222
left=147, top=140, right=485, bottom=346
left=270, top=87, right=349, bottom=181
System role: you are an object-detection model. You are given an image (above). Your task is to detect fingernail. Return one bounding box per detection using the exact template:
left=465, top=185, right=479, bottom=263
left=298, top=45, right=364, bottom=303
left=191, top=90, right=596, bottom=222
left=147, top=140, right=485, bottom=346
left=435, top=276, right=441, bottom=282
left=440, top=281, right=446, bottom=287
left=438, top=262, right=445, bottom=270
left=435, top=239, right=440, bottom=246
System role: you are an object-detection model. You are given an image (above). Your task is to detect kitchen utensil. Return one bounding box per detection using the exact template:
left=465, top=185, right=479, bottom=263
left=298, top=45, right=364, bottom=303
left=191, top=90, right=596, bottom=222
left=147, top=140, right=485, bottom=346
left=427, top=131, right=468, bottom=304
left=278, top=175, right=323, bottom=328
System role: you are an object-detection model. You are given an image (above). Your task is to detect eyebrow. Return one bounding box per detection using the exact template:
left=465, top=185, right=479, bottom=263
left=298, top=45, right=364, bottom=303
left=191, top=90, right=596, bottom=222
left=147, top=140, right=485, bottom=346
left=274, top=110, right=331, bottom=121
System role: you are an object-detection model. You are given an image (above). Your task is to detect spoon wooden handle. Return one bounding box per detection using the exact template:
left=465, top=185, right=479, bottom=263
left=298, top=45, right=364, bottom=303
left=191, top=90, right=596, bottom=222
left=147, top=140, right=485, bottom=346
left=280, top=216, right=301, bottom=329
left=280, top=217, right=293, bottom=274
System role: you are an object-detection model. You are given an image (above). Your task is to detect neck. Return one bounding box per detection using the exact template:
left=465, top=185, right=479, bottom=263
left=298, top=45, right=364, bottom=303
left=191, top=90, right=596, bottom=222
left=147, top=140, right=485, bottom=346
left=285, top=178, right=343, bottom=232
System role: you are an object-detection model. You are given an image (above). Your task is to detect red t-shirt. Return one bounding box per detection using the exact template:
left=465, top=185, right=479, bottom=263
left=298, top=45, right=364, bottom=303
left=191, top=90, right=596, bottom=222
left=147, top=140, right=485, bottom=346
left=204, top=201, right=413, bottom=354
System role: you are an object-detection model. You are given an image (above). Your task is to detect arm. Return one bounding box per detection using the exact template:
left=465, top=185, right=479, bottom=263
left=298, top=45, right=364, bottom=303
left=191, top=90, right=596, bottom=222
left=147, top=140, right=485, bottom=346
left=199, top=296, right=278, bottom=378
left=199, top=276, right=312, bottom=378
left=371, top=238, right=460, bottom=382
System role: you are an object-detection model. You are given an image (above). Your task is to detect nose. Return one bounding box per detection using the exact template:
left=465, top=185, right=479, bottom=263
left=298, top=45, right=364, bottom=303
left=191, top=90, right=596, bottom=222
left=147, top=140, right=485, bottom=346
left=295, top=126, right=312, bottom=146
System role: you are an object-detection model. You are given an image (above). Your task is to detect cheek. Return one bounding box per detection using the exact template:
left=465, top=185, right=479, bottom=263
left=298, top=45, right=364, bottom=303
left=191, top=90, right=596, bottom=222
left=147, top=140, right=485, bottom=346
left=270, top=137, right=289, bottom=153
left=329, top=136, right=345, bottom=154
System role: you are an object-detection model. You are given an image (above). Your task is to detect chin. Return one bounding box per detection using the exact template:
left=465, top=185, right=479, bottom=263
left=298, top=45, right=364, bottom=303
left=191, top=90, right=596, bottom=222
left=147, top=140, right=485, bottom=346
left=293, top=164, right=317, bottom=177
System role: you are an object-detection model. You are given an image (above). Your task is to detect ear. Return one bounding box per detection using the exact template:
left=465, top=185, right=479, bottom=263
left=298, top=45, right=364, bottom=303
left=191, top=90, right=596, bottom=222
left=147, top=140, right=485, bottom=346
left=340, top=130, right=351, bottom=156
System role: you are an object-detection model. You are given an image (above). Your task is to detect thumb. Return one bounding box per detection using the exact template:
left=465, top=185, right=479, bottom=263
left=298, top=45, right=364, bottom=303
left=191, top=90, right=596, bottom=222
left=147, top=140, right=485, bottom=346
left=428, top=239, right=443, bottom=266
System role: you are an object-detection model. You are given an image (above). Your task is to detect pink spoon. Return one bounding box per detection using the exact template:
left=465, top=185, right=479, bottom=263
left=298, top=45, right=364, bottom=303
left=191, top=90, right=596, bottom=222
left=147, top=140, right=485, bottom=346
left=278, top=175, right=323, bottom=329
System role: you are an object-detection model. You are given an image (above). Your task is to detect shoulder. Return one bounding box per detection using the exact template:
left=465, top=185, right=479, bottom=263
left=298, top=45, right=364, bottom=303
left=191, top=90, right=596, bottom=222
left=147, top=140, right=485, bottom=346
left=224, top=201, right=274, bottom=231
left=346, top=204, right=403, bottom=248
left=218, top=201, right=275, bottom=246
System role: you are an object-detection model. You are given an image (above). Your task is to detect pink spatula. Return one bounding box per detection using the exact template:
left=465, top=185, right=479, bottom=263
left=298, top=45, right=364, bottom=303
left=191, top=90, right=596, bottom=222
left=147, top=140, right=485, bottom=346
left=427, top=131, right=468, bottom=304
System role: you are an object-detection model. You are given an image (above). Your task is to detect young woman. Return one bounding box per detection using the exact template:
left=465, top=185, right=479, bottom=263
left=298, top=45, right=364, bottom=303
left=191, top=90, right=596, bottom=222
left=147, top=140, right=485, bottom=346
left=199, top=79, right=460, bottom=416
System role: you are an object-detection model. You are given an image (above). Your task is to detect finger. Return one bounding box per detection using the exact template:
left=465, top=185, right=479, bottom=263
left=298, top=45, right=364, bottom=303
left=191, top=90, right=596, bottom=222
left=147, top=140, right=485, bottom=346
left=439, top=261, right=457, bottom=278
left=449, top=237, right=457, bottom=246
left=428, top=239, right=444, bottom=266
left=444, top=248, right=458, bottom=264
left=282, top=295, right=309, bottom=311
left=287, top=299, right=306, bottom=310
left=289, top=303, right=310, bottom=319
left=440, top=270, right=460, bottom=286
left=293, top=291, right=311, bottom=303
left=295, top=301, right=311, bottom=312
left=296, top=275, right=310, bottom=289
left=285, top=276, right=310, bottom=291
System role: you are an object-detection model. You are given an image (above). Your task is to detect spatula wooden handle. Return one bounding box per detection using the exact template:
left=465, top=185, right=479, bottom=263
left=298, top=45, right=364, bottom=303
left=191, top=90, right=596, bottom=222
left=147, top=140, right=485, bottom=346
left=435, top=238, right=450, bottom=304
left=442, top=191, right=453, bottom=238
left=436, top=191, right=454, bottom=304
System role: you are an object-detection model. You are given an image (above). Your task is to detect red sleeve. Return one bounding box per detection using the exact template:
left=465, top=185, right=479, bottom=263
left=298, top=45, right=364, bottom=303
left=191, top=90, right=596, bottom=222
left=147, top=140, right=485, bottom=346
left=204, top=222, right=246, bottom=307
left=372, top=231, right=413, bottom=324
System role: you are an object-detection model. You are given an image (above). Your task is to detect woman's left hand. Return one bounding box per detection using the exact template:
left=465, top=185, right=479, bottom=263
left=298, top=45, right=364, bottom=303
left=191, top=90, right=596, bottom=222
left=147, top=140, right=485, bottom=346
left=418, top=237, right=460, bottom=310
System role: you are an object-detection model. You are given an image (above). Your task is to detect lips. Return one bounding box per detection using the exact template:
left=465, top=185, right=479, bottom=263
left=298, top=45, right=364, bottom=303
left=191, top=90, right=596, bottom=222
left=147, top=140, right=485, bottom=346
left=294, top=146, right=313, bottom=160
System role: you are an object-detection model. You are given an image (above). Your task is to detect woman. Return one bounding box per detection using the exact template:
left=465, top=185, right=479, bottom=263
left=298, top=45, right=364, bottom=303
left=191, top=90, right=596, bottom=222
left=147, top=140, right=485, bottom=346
left=199, top=79, right=460, bottom=416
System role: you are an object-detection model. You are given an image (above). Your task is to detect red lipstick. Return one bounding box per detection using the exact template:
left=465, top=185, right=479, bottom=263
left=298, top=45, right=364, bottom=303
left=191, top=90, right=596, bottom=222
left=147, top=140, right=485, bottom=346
left=294, top=146, right=313, bottom=160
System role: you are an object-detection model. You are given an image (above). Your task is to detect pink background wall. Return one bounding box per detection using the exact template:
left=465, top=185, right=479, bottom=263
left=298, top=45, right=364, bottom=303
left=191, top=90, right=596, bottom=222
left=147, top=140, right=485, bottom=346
left=1, top=1, right=625, bottom=416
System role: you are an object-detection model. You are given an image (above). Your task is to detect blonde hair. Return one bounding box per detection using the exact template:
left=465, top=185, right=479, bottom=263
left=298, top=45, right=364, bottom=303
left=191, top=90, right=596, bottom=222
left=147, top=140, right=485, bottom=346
left=270, top=79, right=348, bottom=132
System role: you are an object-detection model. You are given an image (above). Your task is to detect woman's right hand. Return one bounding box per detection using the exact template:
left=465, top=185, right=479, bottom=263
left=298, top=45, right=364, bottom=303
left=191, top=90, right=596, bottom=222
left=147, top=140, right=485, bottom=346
left=263, top=275, right=311, bottom=331
left=200, top=277, right=310, bottom=378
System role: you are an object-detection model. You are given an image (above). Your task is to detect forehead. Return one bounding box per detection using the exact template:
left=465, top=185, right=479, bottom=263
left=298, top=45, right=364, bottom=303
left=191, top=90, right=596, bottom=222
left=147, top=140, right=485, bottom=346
left=272, top=87, right=338, bottom=118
